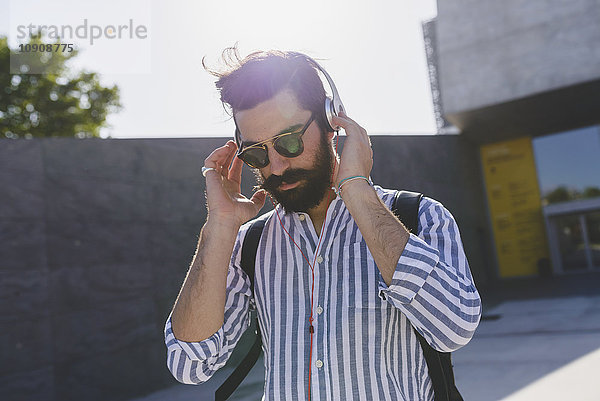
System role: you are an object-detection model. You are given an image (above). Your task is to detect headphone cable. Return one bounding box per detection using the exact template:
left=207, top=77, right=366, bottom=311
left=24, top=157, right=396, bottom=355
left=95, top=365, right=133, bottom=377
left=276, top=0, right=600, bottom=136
left=267, top=132, right=340, bottom=401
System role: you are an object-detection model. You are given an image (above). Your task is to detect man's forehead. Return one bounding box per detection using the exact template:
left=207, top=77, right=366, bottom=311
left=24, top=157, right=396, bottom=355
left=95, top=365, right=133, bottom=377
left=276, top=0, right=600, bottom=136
left=235, top=90, right=311, bottom=142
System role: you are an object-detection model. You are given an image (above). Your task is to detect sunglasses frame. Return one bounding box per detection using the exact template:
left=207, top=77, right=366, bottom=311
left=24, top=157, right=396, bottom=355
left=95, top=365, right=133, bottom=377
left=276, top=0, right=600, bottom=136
left=234, top=113, right=315, bottom=169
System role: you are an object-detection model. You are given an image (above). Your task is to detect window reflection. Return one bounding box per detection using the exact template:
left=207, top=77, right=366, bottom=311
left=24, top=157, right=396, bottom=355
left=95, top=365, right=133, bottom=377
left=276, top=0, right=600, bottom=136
left=587, top=212, right=600, bottom=269
left=533, top=126, right=600, bottom=205
left=555, top=214, right=587, bottom=271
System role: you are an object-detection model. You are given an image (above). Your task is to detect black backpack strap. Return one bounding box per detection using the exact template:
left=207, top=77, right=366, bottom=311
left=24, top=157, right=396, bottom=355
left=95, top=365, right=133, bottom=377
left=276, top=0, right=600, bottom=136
left=215, top=213, right=270, bottom=401
left=392, top=190, right=423, bottom=234
left=414, top=332, right=452, bottom=401
left=392, top=191, right=463, bottom=401
left=240, top=212, right=271, bottom=291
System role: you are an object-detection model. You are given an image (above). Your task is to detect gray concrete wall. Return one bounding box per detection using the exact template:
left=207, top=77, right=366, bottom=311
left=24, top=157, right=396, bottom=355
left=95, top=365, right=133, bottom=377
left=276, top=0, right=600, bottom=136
left=370, top=135, right=493, bottom=287
left=437, top=0, right=600, bottom=114
left=0, top=136, right=492, bottom=401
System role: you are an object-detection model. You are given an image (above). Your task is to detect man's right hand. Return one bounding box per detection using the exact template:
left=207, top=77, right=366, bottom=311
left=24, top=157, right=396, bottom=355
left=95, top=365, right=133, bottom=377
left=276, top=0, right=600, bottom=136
left=203, top=140, right=267, bottom=227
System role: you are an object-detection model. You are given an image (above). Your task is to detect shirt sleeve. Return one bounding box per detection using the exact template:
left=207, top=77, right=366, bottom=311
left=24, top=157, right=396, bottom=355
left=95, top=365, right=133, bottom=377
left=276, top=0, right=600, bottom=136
left=164, top=222, right=254, bottom=384
left=378, top=196, right=482, bottom=352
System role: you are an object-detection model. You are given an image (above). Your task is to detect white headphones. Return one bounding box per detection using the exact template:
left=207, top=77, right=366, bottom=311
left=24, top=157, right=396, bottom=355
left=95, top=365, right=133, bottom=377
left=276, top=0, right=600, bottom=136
left=308, top=57, right=346, bottom=132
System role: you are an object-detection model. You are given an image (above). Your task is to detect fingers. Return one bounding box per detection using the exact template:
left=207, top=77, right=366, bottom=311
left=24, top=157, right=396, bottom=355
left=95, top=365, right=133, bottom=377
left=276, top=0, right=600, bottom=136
left=204, top=141, right=237, bottom=177
left=332, top=113, right=371, bottom=145
left=228, top=153, right=243, bottom=184
left=222, top=140, right=237, bottom=176
left=249, top=189, right=267, bottom=210
left=335, top=109, right=358, bottom=125
left=332, top=112, right=365, bottom=134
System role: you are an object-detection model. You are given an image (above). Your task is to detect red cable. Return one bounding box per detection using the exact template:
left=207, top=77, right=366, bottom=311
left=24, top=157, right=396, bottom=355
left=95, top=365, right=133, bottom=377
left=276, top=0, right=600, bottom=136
left=268, top=132, right=340, bottom=401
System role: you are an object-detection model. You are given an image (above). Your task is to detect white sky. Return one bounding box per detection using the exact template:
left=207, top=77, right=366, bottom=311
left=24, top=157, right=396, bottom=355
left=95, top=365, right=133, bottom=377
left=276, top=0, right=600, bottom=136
left=1, top=0, right=438, bottom=138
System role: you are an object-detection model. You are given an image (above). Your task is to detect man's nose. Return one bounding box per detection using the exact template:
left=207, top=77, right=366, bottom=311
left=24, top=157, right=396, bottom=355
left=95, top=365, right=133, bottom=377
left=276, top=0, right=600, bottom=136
left=267, top=146, right=291, bottom=176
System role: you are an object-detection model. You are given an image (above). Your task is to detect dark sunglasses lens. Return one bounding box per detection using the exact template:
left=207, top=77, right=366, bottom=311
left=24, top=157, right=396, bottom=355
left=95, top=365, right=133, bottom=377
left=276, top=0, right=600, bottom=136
left=240, top=148, right=268, bottom=168
left=274, top=133, right=304, bottom=157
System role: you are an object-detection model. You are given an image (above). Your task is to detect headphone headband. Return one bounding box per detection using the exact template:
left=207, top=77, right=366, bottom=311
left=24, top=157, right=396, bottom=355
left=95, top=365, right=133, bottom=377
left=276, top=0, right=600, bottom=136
left=307, top=57, right=346, bottom=132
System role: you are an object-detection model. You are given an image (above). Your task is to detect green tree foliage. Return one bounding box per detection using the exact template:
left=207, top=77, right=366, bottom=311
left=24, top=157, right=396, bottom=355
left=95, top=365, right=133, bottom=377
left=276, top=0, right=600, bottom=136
left=545, top=186, right=571, bottom=204
left=0, top=35, right=122, bottom=138
left=545, top=185, right=600, bottom=204
left=582, top=186, right=600, bottom=199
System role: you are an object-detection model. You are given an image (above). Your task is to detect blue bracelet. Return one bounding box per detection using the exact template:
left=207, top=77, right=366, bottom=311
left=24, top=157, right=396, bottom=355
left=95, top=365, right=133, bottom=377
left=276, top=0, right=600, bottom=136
left=335, top=175, right=370, bottom=196
left=338, top=175, right=364, bottom=187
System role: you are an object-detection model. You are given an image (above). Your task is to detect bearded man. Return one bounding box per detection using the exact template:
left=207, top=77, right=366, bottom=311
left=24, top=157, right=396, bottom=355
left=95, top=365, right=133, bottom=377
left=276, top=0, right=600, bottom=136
left=164, top=48, right=481, bottom=401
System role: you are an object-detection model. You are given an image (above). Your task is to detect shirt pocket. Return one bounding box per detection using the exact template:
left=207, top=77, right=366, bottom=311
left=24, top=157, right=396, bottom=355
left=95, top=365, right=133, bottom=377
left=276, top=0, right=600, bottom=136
left=340, top=241, right=387, bottom=309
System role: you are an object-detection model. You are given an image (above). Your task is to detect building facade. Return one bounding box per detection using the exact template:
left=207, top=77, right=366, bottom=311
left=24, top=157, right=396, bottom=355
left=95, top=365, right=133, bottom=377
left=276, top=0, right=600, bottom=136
left=426, top=0, right=600, bottom=277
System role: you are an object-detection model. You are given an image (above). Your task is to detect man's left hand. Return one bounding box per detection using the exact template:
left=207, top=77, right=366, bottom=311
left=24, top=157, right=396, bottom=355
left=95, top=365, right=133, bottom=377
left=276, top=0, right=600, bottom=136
left=331, top=111, right=373, bottom=187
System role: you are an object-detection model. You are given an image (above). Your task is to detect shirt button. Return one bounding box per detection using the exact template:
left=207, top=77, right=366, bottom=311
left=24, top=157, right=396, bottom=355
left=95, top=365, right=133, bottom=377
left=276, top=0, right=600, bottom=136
left=298, top=214, right=305, bottom=221
left=315, top=359, right=323, bottom=368
left=316, top=255, right=323, bottom=263
left=316, top=306, right=323, bottom=315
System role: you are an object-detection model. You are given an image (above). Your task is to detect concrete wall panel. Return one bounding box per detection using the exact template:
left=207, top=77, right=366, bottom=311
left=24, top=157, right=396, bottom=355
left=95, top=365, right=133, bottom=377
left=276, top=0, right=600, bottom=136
left=437, top=0, right=600, bottom=113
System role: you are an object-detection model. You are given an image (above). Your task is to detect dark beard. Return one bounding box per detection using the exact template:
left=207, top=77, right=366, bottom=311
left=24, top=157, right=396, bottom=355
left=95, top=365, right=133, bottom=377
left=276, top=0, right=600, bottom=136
left=254, top=134, right=334, bottom=213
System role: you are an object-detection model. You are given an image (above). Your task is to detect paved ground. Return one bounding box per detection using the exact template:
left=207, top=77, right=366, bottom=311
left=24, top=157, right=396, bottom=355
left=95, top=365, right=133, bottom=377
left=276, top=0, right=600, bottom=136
left=453, top=295, right=600, bottom=400
left=132, top=274, right=600, bottom=401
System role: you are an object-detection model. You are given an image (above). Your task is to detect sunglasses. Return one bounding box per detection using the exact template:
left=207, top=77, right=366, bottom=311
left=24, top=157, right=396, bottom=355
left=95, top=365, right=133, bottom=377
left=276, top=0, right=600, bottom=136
left=235, top=114, right=315, bottom=169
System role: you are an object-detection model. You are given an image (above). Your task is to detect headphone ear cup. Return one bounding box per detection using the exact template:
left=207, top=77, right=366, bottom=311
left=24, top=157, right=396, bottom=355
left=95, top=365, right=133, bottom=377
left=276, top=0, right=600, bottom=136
left=324, top=96, right=338, bottom=132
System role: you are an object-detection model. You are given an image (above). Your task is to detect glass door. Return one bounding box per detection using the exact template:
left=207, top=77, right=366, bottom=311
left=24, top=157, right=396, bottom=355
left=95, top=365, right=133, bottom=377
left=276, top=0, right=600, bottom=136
left=555, top=214, right=587, bottom=271
left=587, top=212, right=600, bottom=269
left=552, top=210, right=600, bottom=272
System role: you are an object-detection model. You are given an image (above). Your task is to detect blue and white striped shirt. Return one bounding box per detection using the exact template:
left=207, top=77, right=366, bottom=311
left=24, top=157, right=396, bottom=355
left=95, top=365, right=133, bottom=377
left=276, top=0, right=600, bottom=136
left=165, top=186, right=481, bottom=400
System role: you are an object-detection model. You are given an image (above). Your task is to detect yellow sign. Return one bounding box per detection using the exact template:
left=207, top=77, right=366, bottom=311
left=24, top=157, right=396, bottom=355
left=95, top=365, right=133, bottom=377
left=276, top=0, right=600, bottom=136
left=481, top=137, right=549, bottom=277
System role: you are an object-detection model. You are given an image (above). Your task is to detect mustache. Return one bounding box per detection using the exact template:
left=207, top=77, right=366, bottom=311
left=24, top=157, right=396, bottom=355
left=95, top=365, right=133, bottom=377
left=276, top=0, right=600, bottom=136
left=258, top=168, right=313, bottom=191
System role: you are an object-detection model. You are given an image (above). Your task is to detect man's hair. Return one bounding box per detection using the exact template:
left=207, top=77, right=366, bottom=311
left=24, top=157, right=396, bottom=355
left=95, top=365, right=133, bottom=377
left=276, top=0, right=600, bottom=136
left=203, top=45, right=330, bottom=134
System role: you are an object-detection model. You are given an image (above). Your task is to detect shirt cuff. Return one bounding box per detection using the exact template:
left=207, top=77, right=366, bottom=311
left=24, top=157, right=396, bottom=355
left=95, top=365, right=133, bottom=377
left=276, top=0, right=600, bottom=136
left=378, top=233, right=438, bottom=303
left=164, top=314, right=224, bottom=362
